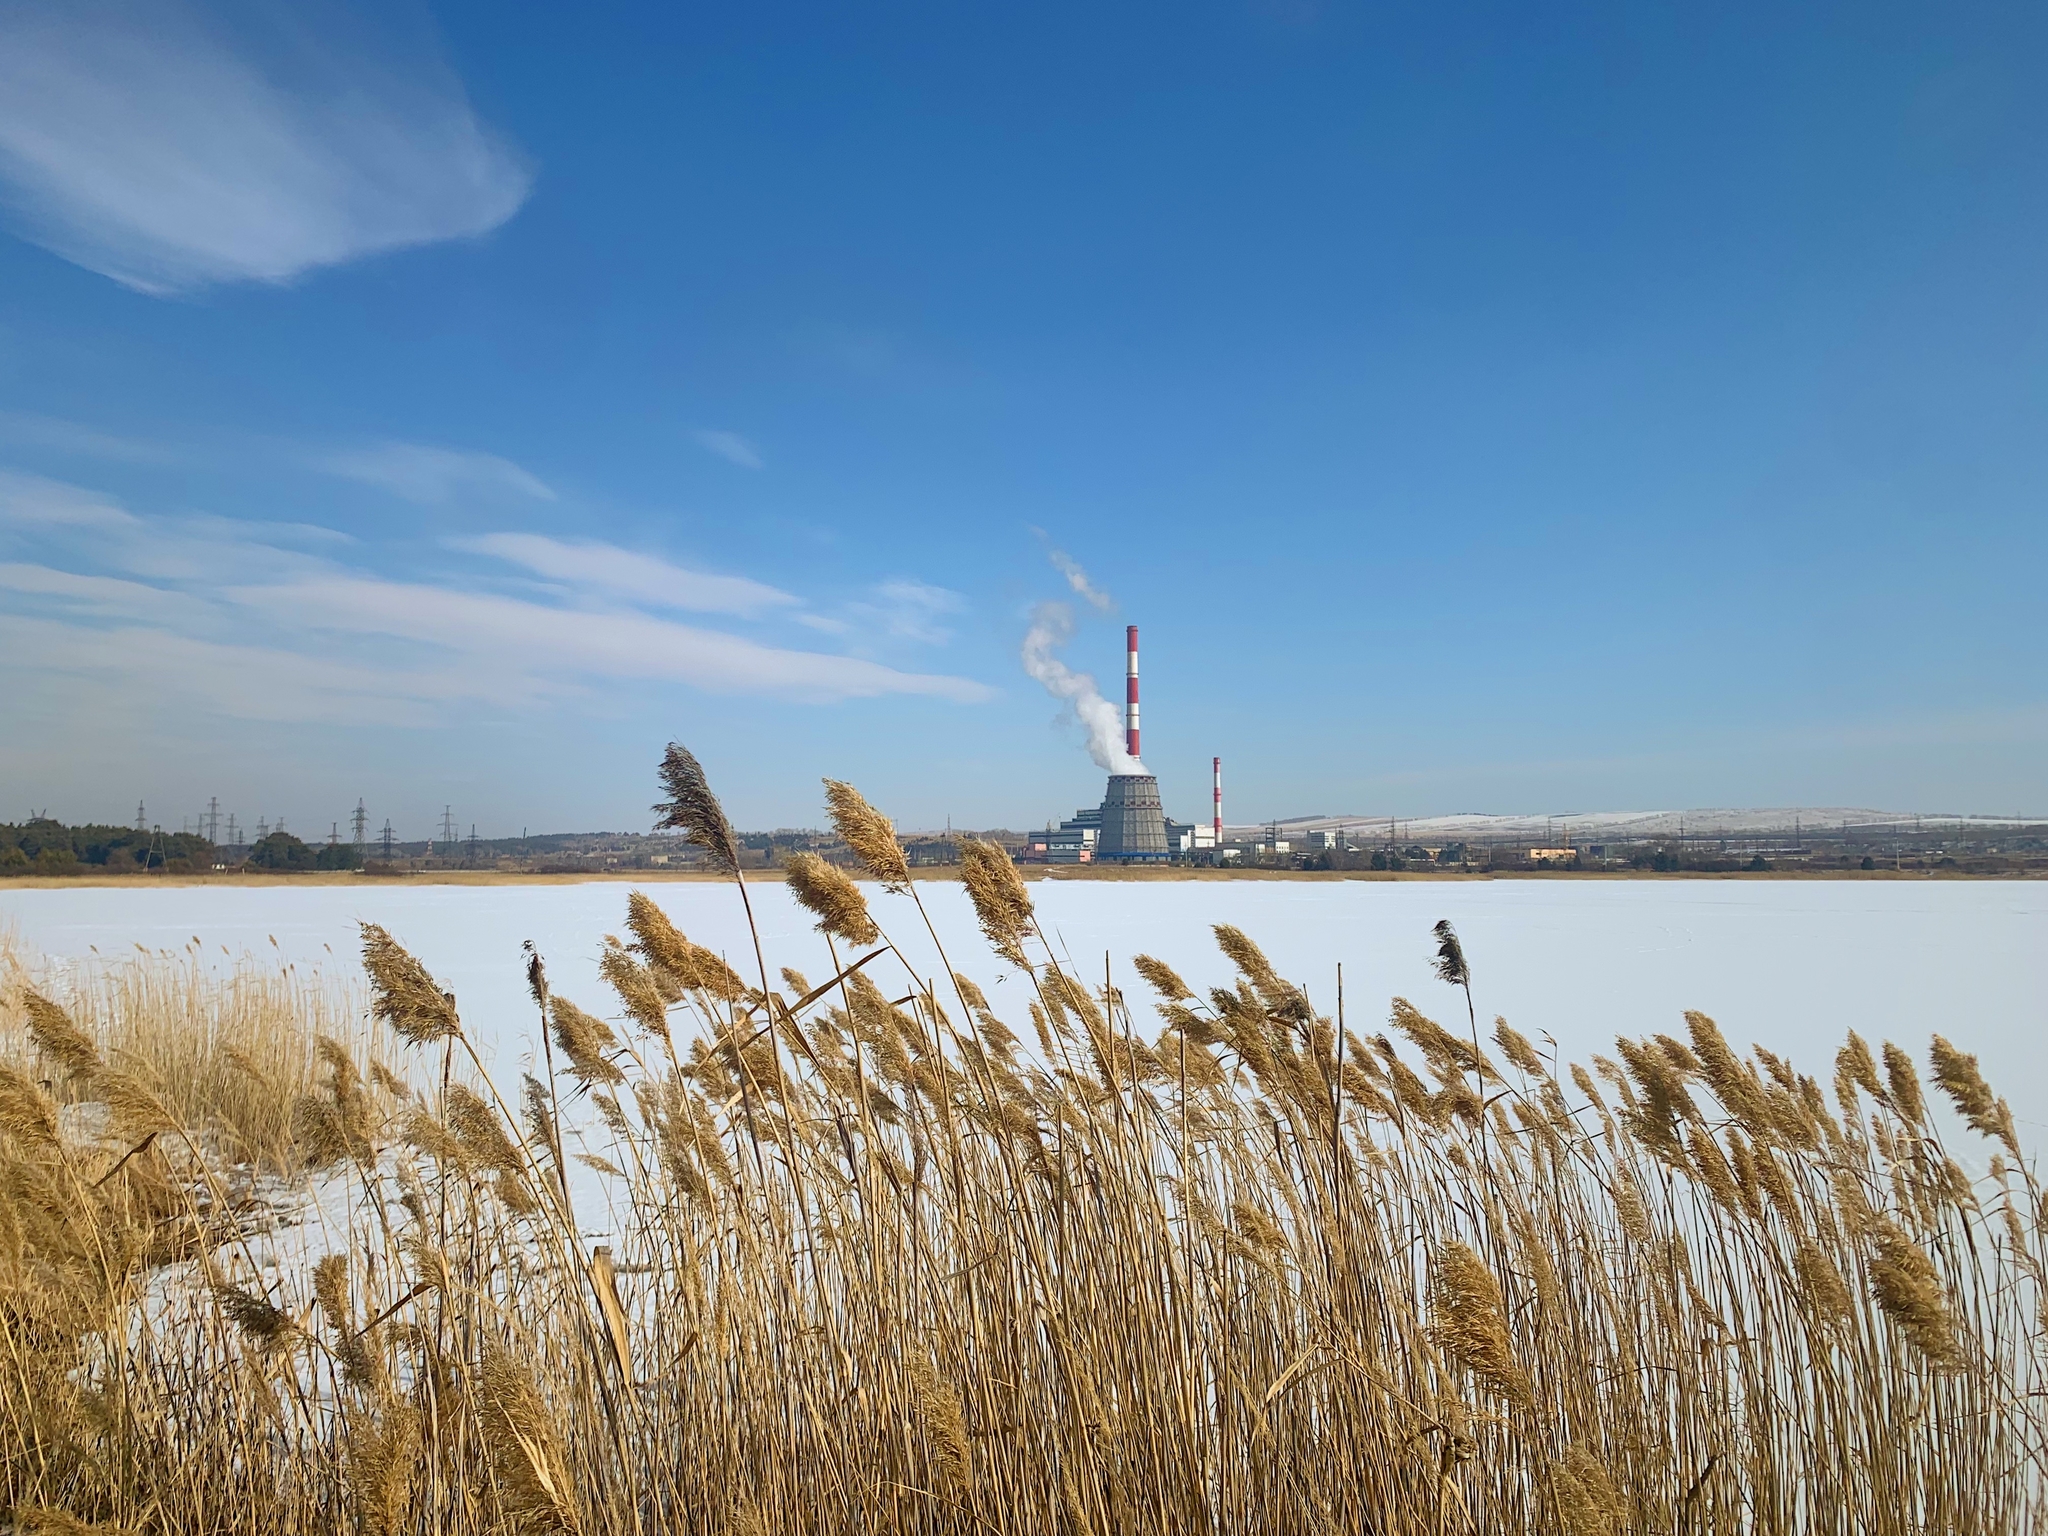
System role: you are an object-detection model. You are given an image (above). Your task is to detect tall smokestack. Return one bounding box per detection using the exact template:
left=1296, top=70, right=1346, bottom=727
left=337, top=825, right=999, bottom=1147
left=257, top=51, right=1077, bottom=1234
left=1125, top=624, right=1140, bottom=761
left=1213, top=756, right=1222, bottom=841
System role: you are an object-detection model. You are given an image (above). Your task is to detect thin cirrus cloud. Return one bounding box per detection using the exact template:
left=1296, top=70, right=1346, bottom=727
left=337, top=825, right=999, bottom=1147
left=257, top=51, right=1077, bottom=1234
left=0, top=411, right=182, bottom=466
left=0, top=0, right=530, bottom=293
left=794, top=579, right=969, bottom=646
left=691, top=429, right=764, bottom=470
left=0, top=468, right=140, bottom=530
left=0, top=610, right=472, bottom=726
left=458, top=532, right=799, bottom=619
left=0, top=467, right=994, bottom=724
left=318, top=443, right=555, bottom=505
left=849, top=578, right=966, bottom=645
left=0, top=560, right=203, bottom=619
left=227, top=577, right=994, bottom=704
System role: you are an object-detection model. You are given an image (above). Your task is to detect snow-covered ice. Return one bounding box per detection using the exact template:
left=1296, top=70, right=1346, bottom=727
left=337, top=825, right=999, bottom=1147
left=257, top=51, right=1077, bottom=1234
left=4, top=877, right=2043, bottom=1142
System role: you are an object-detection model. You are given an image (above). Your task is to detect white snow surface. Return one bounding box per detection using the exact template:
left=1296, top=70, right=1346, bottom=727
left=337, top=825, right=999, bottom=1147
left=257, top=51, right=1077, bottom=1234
left=1230, top=807, right=2020, bottom=840
left=4, top=878, right=2043, bottom=1144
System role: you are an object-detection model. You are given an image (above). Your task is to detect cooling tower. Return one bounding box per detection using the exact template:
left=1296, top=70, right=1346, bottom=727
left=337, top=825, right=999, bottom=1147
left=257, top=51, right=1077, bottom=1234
left=1098, top=774, right=1169, bottom=860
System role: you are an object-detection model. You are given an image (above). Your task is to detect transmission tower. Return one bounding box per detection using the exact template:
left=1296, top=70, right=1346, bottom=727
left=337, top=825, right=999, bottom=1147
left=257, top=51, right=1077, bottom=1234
left=351, top=799, right=368, bottom=852
left=380, top=819, right=396, bottom=859
left=328, top=822, right=341, bottom=846
left=205, top=797, right=221, bottom=844
left=256, top=816, right=269, bottom=840
left=440, top=805, right=456, bottom=846
left=466, top=823, right=480, bottom=865
left=134, top=801, right=147, bottom=832
left=226, top=813, right=240, bottom=846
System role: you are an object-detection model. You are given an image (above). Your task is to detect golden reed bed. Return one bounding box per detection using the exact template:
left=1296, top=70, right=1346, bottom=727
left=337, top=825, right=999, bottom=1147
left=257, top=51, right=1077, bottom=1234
left=0, top=745, right=2041, bottom=1534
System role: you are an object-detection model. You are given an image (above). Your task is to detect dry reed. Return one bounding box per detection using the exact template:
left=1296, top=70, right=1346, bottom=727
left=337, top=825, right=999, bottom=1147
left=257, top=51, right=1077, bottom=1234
left=0, top=752, right=2042, bottom=1535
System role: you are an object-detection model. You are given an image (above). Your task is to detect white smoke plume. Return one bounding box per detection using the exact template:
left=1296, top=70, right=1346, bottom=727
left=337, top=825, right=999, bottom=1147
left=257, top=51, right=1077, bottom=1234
left=1048, top=547, right=1114, bottom=613
left=1021, top=601, right=1144, bottom=775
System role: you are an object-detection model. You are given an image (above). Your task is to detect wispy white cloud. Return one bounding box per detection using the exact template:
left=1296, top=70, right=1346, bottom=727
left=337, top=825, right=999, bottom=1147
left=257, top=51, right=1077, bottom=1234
left=458, top=532, right=798, bottom=618
left=845, top=578, right=967, bottom=646
left=691, top=429, right=764, bottom=470
left=0, top=467, right=995, bottom=726
left=0, top=411, right=180, bottom=465
left=0, top=560, right=207, bottom=620
left=319, top=443, right=554, bottom=505
left=227, top=576, right=994, bottom=704
left=0, top=0, right=530, bottom=293
left=0, top=612, right=472, bottom=724
left=0, top=469, right=140, bottom=530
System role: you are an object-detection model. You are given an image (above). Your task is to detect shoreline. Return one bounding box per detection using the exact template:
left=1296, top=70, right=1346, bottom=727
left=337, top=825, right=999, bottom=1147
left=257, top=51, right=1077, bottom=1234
left=1, top=865, right=2038, bottom=890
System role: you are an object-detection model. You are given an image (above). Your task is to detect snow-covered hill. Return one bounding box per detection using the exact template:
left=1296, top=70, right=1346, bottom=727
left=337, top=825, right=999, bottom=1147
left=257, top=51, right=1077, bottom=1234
left=1222, top=808, right=2018, bottom=842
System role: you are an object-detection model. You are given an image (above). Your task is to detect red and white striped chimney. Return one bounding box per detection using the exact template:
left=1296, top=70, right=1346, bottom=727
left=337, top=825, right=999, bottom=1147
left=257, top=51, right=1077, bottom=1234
left=1213, top=756, right=1222, bottom=840
left=1124, top=624, right=1140, bottom=762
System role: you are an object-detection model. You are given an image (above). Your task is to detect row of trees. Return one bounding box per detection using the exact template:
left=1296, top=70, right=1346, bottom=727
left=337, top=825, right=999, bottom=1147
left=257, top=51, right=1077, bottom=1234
left=0, top=819, right=362, bottom=876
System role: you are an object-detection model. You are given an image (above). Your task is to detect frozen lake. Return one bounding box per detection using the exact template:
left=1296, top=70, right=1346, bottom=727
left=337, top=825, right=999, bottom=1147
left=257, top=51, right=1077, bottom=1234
left=4, top=877, right=2043, bottom=1146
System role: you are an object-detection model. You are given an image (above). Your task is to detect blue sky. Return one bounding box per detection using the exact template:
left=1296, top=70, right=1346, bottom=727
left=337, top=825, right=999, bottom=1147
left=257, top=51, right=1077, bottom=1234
left=1, top=0, right=2043, bottom=836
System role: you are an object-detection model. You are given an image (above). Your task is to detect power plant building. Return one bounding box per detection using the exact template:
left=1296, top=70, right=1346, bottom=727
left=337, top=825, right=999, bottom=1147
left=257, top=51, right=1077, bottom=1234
left=1026, top=799, right=1197, bottom=864
left=1024, top=626, right=1195, bottom=864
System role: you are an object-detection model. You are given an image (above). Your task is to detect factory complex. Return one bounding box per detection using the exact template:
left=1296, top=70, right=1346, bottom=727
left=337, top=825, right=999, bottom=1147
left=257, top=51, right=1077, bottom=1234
left=1016, top=626, right=1225, bottom=865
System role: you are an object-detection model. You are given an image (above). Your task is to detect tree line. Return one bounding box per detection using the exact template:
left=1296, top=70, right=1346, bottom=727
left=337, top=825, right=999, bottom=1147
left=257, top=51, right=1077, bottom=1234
left=0, top=818, right=362, bottom=876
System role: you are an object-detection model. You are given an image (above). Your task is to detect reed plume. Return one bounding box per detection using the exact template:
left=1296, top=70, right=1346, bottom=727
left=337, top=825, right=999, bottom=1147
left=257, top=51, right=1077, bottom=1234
left=1930, top=1034, right=2015, bottom=1148
left=345, top=1401, right=420, bottom=1536
left=0, top=1064, right=60, bottom=1146
left=1883, top=1040, right=1927, bottom=1122
left=1430, top=918, right=1470, bottom=988
left=1551, top=1446, right=1623, bottom=1536
left=783, top=851, right=881, bottom=947
left=361, top=924, right=460, bottom=1045
left=1427, top=1240, right=1531, bottom=1407
left=20, top=987, right=101, bottom=1078
left=599, top=940, right=671, bottom=1037
left=653, top=742, right=739, bottom=874
left=961, top=838, right=1032, bottom=966
left=823, top=778, right=911, bottom=890
left=476, top=1344, right=581, bottom=1533
left=549, top=999, right=624, bottom=1087
left=1131, top=953, right=1192, bottom=1002
left=1868, top=1218, right=1962, bottom=1367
